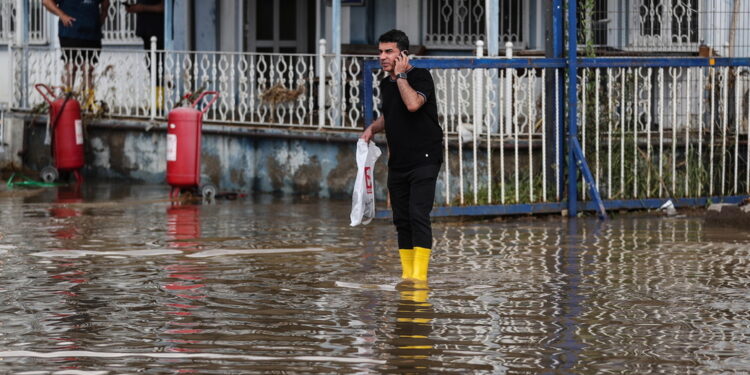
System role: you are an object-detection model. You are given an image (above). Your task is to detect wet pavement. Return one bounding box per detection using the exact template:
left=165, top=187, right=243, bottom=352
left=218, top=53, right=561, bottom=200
left=1, top=183, right=750, bottom=374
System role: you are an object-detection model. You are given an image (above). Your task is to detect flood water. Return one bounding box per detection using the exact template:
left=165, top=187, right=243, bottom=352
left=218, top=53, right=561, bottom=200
left=1, top=183, right=750, bottom=374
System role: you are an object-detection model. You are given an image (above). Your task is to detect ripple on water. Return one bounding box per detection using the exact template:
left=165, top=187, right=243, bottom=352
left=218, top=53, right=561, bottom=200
left=2, top=186, right=750, bottom=373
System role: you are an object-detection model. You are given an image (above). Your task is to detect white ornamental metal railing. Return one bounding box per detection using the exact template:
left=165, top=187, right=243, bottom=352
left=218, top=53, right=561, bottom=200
left=577, top=66, right=750, bottom=202
left=11, top=43, right=371, bottom=130
left=430, top=64, right=561, bottom=206
left=405, top=42, right=562, bottom=207
left=14, top=41, right=545, bottom=134
left=102, top=0, right=139, bottom=44
left=0, top=0, right=48, bottom=44
left=14, top=46, right=152, bottom=117
left=11, top=40, right=561, bottom=207
left=159, top=50, right=368, bottom=129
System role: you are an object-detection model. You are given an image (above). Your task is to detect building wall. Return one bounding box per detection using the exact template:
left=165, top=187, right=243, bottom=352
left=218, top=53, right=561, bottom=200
left=348, top=0, right=397, bottom=45
left=20, top=118, right=388, bottom=200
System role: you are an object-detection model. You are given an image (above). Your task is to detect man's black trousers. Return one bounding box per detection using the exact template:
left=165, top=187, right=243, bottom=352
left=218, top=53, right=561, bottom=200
left=387, top=163, right=441, bottom=250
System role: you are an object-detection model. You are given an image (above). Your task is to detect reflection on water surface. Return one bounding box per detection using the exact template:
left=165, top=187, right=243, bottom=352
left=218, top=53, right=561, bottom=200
left=1, top=184, right=749, bottom=373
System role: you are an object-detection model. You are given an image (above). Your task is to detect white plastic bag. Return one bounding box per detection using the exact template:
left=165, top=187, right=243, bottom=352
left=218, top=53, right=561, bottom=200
left=350, top=139, right=382, bottom=226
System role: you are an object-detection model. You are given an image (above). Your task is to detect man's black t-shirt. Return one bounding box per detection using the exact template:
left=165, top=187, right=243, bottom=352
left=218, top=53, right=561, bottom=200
left=379, top=67, right=443, bottom=171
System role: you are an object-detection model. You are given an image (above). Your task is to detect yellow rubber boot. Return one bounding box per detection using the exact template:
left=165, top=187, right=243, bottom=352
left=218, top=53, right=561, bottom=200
left=399, top=248, right=415, bottom=279
left=413, top=247, right=431, bottom=284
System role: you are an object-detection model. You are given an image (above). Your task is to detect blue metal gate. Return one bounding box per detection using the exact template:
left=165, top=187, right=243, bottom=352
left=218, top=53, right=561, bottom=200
left=364, top=0, right=750, bottom=218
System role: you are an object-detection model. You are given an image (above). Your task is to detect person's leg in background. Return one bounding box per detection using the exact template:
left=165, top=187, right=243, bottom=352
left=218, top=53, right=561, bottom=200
left=82, top=42, right=101, bottom=111
left=59, top=38, right=78, bottom=92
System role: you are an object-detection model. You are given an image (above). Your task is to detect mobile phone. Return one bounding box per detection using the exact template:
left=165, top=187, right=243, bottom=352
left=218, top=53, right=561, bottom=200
left=401, top=50, right=408, bottom=56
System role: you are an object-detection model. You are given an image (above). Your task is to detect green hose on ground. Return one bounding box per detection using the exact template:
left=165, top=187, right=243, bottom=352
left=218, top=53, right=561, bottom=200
left=6, top=173, right=63, bottom=188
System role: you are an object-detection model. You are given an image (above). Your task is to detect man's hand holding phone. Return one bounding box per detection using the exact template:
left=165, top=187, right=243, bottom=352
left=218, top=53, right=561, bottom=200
left=394, top=50, right=409, bottom=75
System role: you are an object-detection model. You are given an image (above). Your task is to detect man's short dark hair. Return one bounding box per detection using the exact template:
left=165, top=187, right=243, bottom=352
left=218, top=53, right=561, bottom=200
left=378, top=29, right=409, bottom=52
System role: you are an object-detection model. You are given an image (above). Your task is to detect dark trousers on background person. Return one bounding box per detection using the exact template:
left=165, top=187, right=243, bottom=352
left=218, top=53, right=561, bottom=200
left=388, top=163, right=441, bottom=250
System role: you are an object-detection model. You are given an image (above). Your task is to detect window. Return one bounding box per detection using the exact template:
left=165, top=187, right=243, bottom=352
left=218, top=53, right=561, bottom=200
left=634, top=0, right=699, bottom=48
left=423, top=0, right=525, bottom=49
left=578, top=0, right=609, bottom=46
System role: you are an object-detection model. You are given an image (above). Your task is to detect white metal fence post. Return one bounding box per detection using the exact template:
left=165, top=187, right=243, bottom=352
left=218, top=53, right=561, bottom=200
left=318, top=39, right=327, bottom=129
left=8, top=43, right=14, bottom=108
left=15, top=0, right=28, bottom=108
left=14, top=0, right=24, bottom=46
left=150, top=36, right=157, bottom=120
left=473, top=40, right=484, bottom=204
left=504, top=42, right=513, bottom=137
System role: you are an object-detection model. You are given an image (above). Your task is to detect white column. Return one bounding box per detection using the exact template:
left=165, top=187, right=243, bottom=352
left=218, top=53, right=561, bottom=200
left=504, top=42, right=513, bottom=136
left=219, top=0, right=240, bottom=51
left=332, top=0, right=341, bottom=55
left=396, top=0, right=421, bottom=46
left=14, top=0, right=26, bottom=46
left=150, top=36, right=157, bottom=120
left=486, top=0, right=499, bottom=56
left=318, top=39, right=327, bottom=129
left=316, top=0, right=321, bottom=53
left=472, top=40, right=485, bottom=204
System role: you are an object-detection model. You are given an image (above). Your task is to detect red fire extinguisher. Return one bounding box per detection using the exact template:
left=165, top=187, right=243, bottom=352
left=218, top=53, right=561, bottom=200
left=35, top=84, right=84, bottom=184
left=166, top=91, right=219, bottom=200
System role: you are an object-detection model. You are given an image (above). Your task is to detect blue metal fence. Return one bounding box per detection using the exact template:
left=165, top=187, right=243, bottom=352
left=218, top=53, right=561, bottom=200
left=365, top=1, right=750, bottom=219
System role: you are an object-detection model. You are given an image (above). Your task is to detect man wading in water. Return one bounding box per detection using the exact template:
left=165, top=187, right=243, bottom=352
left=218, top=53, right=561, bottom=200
left=361, top=30, right=443, bottom=289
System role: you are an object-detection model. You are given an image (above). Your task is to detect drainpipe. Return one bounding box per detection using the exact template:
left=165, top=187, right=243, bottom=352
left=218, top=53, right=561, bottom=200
left=318, top=39, right=326, bottom=129
left=150, top=36, right=157, bottom=120
left=486, top=0, right=499, bottom=56
left=728, top=0, right=741, bottom=57
left=14, top=0, right=27, bottom=46
left=332, top=0, right=341, bottom=127
left=332, top=0, right=341, bottom=55
left=15, top=0, right=28, bottom=108
left=164, top=0, right=173, bottom=51
left=473, top=40, right=484, bottom=205
left=547, top=0, right=564, bottom=201
left=486, top=0, right=500, bottom=136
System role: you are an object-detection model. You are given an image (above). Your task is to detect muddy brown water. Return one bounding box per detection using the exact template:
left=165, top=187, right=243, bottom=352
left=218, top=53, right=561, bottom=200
left=1, top=183, right=749, bottom=374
